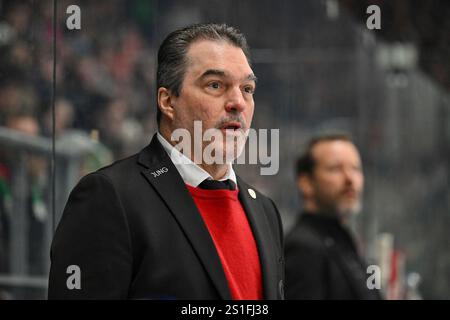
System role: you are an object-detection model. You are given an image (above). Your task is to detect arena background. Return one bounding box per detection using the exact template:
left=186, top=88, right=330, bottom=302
left=0, top=0, right=449, bottom=299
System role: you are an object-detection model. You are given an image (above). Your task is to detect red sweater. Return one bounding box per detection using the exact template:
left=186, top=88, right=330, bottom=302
left=186, top=184, right=263, bottom=300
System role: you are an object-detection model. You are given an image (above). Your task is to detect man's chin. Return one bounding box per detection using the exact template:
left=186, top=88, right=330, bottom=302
left=224, top=137, right=247, bottom=161
left=338, top=202, right=362, bottom=218
left=221, top=128, right=245, bottom=137
left=200, top=144, right=242, bottom=165
left=223, top=144, right=244, bottom=164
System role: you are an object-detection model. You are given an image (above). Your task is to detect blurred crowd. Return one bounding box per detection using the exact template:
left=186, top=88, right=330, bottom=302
left=0, top=0, right=159, bottom=160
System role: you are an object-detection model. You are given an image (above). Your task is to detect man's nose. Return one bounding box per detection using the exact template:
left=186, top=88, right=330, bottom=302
left=343, top=168, right=356, bottom=185
left=225, top=87, right=246, bottom=113
left=345, top=167, right=363, bottom=186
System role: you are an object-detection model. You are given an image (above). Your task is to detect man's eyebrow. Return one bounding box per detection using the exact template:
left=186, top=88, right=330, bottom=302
left=199, top=69, right=257, bottom=83
left=246, top=74, right=258, bottom=83
left=200, top=69, right=226, bottom=78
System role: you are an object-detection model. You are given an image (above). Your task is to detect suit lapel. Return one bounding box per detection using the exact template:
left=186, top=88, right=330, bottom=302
left=138, top=135, right=231, bottom=299
left=237, top=179, right=278, bottom=299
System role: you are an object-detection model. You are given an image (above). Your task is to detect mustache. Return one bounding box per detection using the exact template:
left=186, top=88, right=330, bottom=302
left=341, top=187, right=360, bottom=196
left=215, top=115, right=247, bottom=130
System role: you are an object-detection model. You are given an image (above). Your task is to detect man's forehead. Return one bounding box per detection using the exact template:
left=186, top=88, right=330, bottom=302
left=185, top=40, right=253, bottom=77
left=313, top=140, right=361, bottom=163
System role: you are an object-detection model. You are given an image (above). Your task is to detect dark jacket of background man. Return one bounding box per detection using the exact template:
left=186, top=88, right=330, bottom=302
left=285, top=134, right=381, bottom=300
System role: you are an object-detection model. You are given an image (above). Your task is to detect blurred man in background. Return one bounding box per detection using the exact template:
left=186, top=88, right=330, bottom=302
left=285, top=134, right=381, bottom=299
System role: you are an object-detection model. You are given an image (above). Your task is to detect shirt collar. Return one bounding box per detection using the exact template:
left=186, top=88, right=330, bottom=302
left=157, top=132, right=237, bottom=187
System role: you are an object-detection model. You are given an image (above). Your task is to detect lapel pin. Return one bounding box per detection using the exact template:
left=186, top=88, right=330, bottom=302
left=248, top=188, right=256, bottom=199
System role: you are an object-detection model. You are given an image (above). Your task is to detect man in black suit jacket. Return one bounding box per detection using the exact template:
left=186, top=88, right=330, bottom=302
left=48, top=23, right=284, bottom=299
left=285, top=134, right=381, bottom=300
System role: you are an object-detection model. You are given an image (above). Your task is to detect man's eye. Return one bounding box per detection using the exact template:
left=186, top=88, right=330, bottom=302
left=327, top=166, right=341, bottom=172
left=208, top=82, right=221, bottom=89
left=244, top=86, right=255, bottom=94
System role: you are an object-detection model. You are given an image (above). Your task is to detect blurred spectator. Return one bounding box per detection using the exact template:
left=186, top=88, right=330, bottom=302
left=95, top=98, right=144, bottom=159
left=41, top=97, right=74, bottom=137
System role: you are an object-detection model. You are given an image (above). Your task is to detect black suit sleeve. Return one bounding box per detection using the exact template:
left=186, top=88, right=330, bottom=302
left=269, top=199, right=284, bottom=253
left=284, top=233, right=328, bottom=299
left=48, top=173, right=133, bottom=299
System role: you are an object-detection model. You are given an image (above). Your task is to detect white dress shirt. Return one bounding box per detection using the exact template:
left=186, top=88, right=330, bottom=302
left=157, top=132, right=237, bottom=187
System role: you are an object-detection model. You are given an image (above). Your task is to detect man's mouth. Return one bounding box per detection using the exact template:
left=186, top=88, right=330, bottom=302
left=342, top=189, right=358, bottom=199
left=220, top=122, right=243, bottom=131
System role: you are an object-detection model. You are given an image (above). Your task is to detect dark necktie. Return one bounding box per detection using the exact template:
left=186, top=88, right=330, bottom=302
left=198, top=179, right=237, bottom=190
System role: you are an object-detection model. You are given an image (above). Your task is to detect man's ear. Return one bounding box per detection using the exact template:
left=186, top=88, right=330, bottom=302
left=157, top=87, right=175, bottom=121
left=297, top=174, right=314, bottom=198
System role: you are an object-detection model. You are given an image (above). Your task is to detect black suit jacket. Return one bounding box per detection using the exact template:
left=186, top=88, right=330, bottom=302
left=285, top=213, right=381, bottom=300
left=48, top=134, right=284, bottom=299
